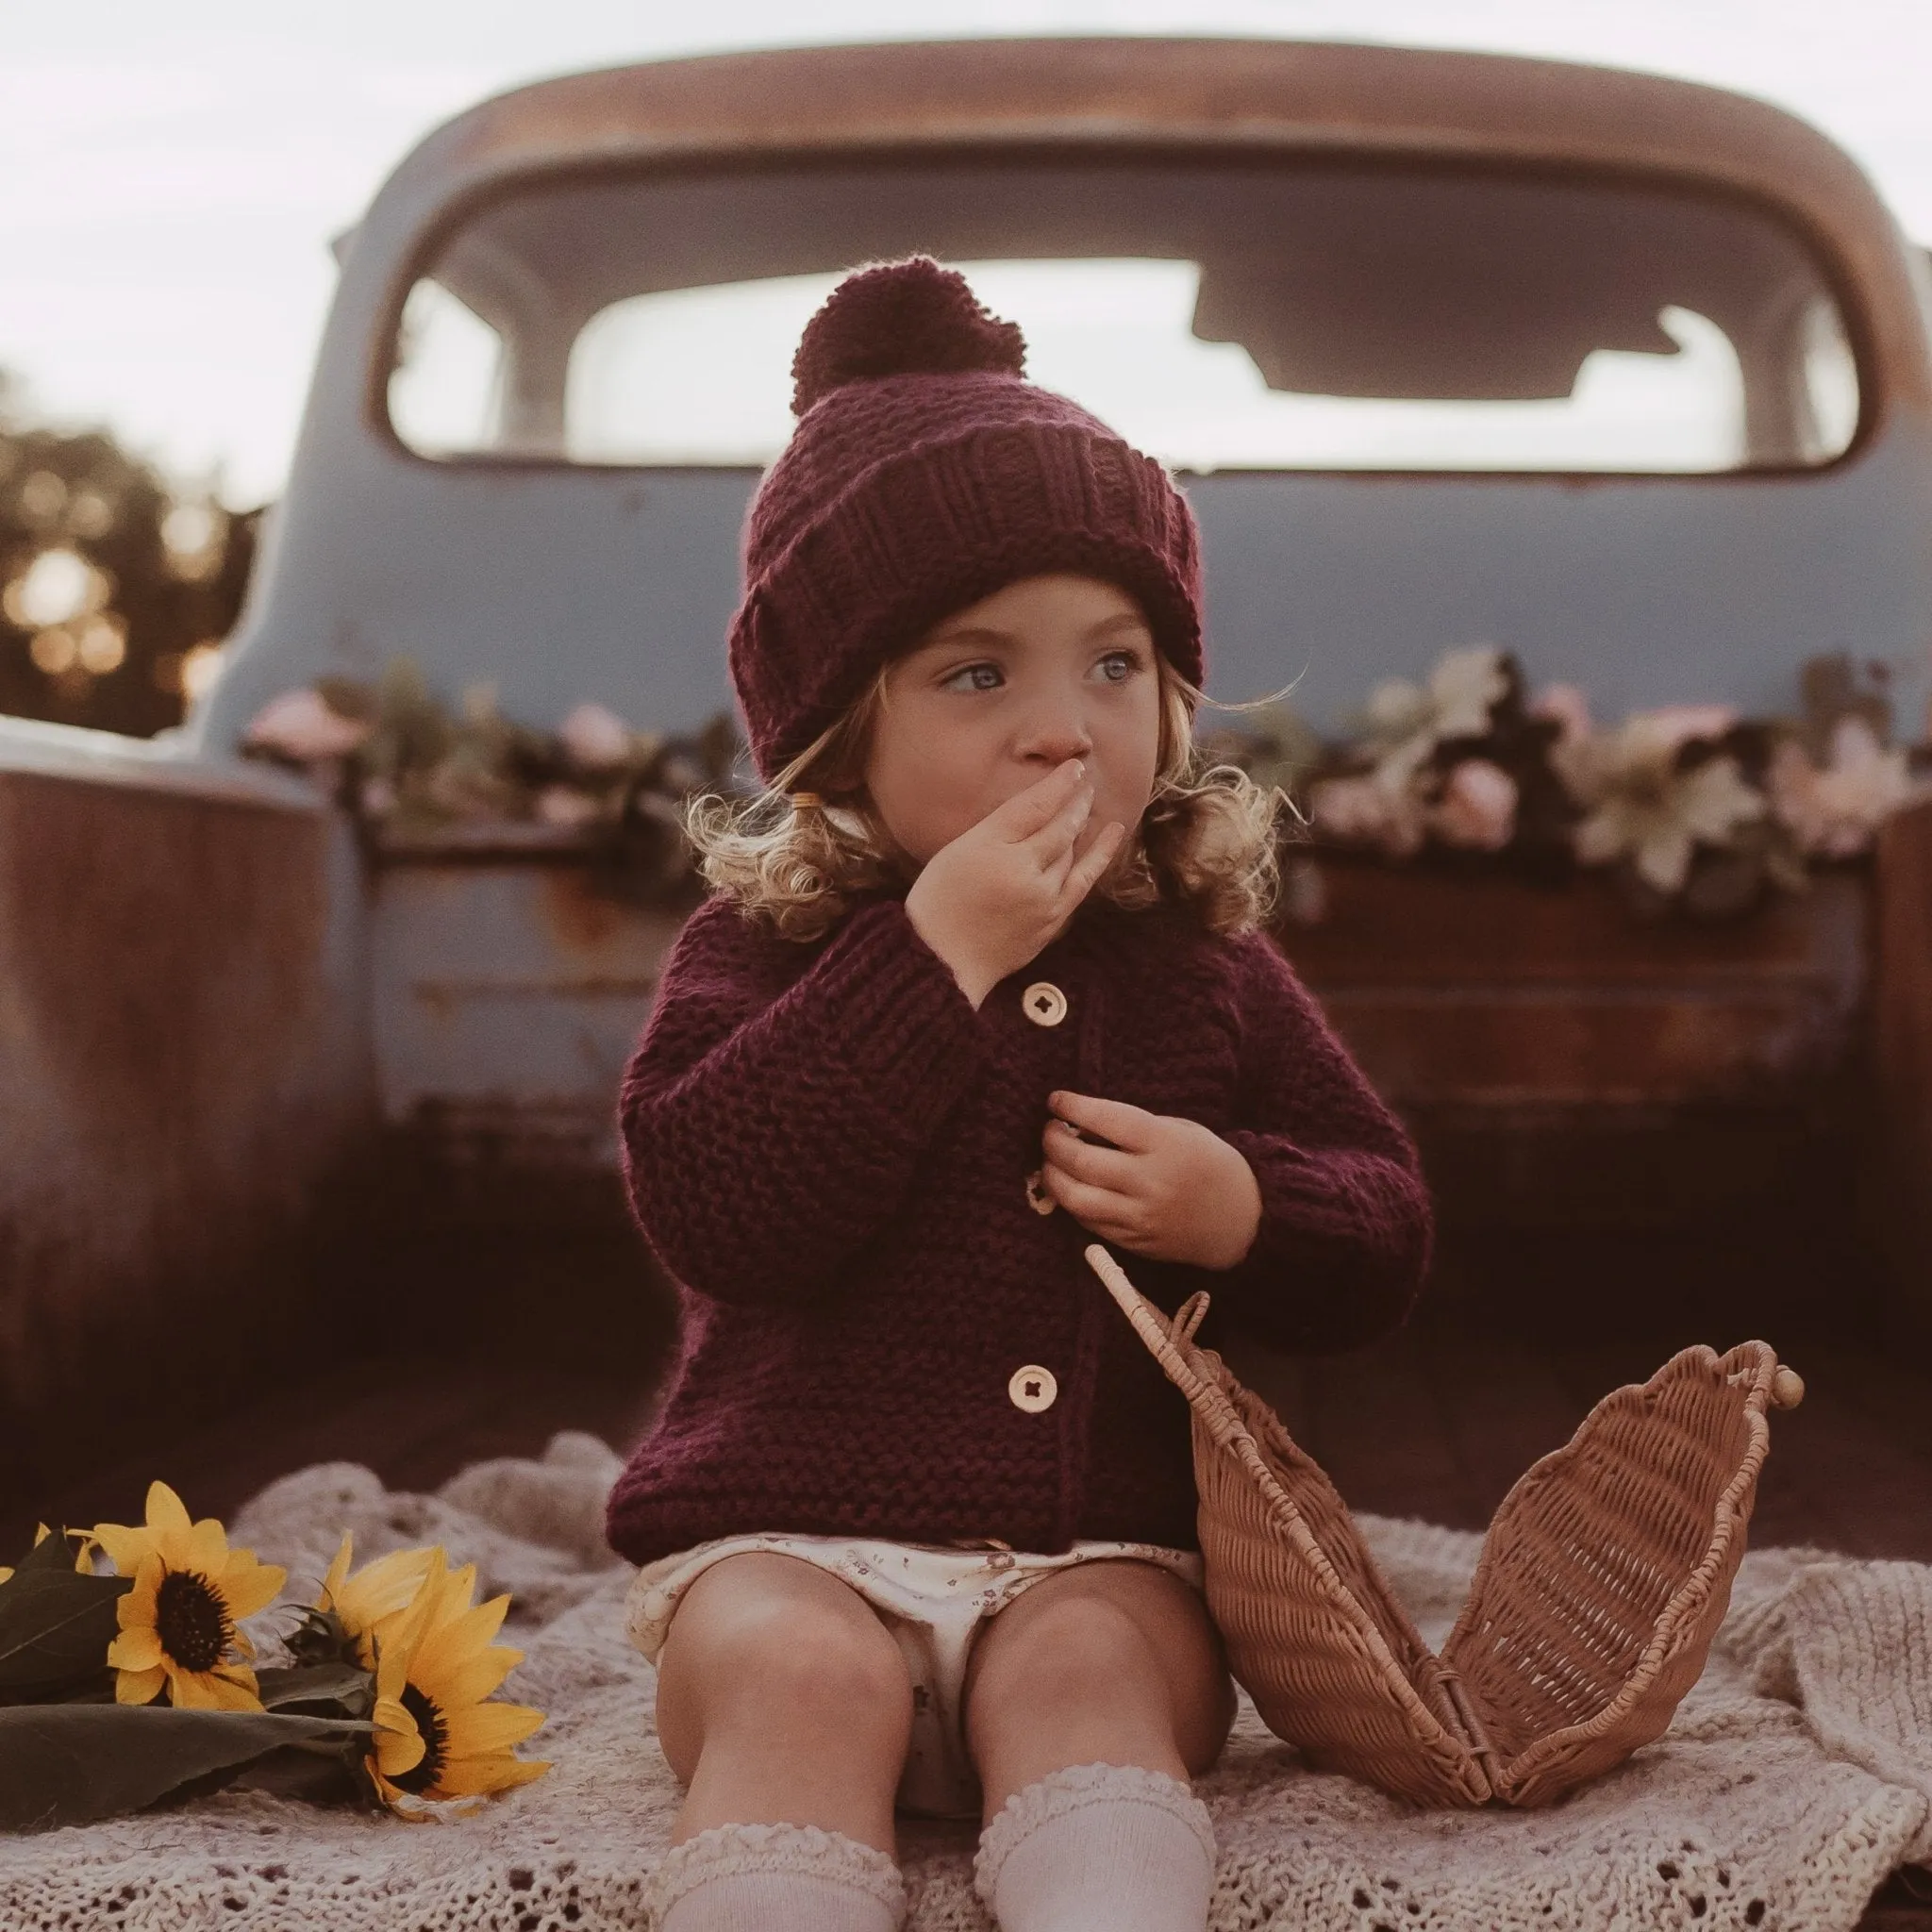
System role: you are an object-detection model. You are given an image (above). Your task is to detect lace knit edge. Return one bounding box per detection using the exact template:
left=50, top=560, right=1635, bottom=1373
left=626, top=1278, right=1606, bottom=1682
left=972, top=1760, right=1218, bottom=1904
left=642, top=1820, right=907, bottom=1921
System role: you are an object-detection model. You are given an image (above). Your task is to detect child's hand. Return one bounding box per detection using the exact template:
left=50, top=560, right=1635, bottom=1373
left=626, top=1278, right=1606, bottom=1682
left=1040, top=1091, right=1262, bottom=1272
left=905, top=758, right=1127, bottom=1010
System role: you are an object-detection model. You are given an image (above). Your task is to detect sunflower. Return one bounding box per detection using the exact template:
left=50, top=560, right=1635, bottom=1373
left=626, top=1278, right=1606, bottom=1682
left=89, top=1481, right=286, bottom=1710
left=312, top=1532, right=438, bottom=1667
left=365, top=1546, right=549, bottom=1810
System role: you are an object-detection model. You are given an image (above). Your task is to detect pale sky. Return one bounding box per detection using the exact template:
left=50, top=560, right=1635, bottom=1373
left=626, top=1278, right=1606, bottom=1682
left=4, top=0, right=1930, bottom=505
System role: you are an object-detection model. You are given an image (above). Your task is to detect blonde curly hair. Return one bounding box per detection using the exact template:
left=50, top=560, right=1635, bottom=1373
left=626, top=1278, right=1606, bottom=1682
left=685, top=650, right=1294, bottom=943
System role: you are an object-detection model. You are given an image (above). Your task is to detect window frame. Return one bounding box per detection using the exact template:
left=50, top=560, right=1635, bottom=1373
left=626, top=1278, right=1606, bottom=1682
left=368, top=142, right=1881, bottom=486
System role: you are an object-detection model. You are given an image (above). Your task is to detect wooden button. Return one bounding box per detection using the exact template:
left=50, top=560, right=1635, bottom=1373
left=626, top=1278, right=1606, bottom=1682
left=1008, top=1364, right=1058, bottom=1412
left=1024, top=1170, right=1056, bottom=1215
left=1022, top=981, right=1068, bottom=1026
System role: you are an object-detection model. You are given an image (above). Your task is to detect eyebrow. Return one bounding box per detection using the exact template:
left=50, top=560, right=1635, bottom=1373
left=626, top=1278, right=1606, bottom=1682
left=921, top=610, right=1153, bottom=652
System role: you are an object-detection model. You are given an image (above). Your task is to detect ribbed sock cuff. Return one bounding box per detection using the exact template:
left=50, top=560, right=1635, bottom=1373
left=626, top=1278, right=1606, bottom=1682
left=644, top=1821, right=907, bottom=1929
left=972, top=1760, right=1217, bottom=1907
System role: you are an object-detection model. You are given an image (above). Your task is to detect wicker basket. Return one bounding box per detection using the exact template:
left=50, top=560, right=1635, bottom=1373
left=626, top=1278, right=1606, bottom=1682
left=1084, top=1243, right=1805, bottom=1808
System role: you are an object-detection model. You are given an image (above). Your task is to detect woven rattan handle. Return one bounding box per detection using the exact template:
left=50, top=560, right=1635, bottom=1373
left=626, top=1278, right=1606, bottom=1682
left=1084, top=1244, right=1200, bottom=1375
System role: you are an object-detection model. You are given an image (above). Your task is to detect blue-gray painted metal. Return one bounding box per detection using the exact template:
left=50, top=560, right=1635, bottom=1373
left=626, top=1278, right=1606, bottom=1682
left=11, top=40, right=1932, bottom=1198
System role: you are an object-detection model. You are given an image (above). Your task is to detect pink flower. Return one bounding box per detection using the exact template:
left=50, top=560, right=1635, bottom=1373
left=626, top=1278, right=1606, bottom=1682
left=534, top=785, right=602, bottom=829
left=1431, top=758, right=1518, bottom=851
left=558, top=702, right=635, bottom=771
left=1309, top=774, right=1424, bottom=858
left=243, top=688, right=370, bottom=762
left=1530, top=684, right=1592, bottom=747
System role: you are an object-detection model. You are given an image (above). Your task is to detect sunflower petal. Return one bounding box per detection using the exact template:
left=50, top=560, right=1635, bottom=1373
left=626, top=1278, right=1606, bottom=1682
left=334, top=1545, right=437, bottom=1630
left=166, top=1664, right=219, bottom=1709
left=220, top=1554, right=286, bottom=1621
left=203, top=1667, right=265, bottom=1712
left=185, top=1519, right=228, bottom=1580
left=146, top=1481, right=192, bottom=1540
left=442, top=1700, right=546, bottom=1755
left=435, top=1562, right=480, bottom=1620
left=413, top=1596, right=512, bottom=1683
left=373, top=1699, right=426, bottom=1775
left=108, top=1628, right=164, bottom=1673
left=116, top=1560, right=162, bottom=1624
left=434, top=1752, right=551, bottom=1797
left=425, top=1646, right=521, bottom=1710
left=114, top=1665, right=167, bottom=1705
left=87, top=1523, right=153, bottom=1576
left=319, top=1531, right=354, bottom=1605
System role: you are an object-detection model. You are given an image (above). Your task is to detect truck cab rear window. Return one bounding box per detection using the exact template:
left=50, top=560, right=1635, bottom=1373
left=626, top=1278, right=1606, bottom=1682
left=386, top=158, right=1860, bottom=475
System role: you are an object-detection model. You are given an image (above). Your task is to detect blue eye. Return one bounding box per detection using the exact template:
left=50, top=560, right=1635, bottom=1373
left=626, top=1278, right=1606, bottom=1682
left=1097, top=650, right=1141, bottom=683
left=944, top=663, right=1003, bottom=692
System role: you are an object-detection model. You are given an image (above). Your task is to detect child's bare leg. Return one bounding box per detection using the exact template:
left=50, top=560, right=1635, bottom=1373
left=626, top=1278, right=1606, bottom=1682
left=961, top=1562, right=1232, bottom=1929
left=961, top=1558, right=1235, bottom=1820
left=655, top=1551, right=914, bottom=1857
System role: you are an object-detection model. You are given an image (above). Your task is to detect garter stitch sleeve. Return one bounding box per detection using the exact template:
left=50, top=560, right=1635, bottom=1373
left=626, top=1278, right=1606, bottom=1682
left=619, top=892, right=990, bottom=1307
left=1207, top=931, right=1432, bottom=1352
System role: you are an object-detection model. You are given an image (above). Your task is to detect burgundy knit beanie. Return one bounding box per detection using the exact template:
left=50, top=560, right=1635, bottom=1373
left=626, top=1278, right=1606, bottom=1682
left=727, top=257, right=1205, bottom=785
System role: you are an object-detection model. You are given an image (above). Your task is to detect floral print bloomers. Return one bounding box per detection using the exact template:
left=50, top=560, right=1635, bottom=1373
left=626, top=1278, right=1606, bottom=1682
left=624, top=1531, right=1206, bottom=1818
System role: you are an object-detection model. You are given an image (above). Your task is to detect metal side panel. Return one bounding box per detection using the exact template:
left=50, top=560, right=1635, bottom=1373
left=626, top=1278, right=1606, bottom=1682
left=371, top=858, right=687, bottom=1172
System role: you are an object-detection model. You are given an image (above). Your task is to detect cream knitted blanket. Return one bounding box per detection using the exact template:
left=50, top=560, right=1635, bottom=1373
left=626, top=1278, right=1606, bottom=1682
left=4, top=1430, right=1930, bottom=1932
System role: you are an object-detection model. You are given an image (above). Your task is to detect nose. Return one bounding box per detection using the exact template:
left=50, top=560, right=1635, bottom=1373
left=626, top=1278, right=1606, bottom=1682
left=1015, top=687, right=1094, bottom=771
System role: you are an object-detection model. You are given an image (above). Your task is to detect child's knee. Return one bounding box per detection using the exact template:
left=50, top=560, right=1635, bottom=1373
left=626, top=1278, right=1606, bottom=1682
left=970, top=1591, right=1158, bottom=1724
left=662, top=1558, right=913, bottom=1750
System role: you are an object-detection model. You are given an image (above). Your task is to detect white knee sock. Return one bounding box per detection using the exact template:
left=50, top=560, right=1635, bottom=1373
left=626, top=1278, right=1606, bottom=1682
left=973, top=1761, right=1218, bottom=1932
left=644, top=1820, right=907, bottom=1932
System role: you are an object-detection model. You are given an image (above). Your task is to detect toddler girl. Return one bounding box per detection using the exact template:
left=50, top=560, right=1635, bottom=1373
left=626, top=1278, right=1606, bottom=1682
left=607, top=258, right=1433, bottom=1932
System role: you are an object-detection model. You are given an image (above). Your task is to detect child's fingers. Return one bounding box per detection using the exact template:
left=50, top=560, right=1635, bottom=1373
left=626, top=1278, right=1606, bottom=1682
left=1024, top=779, right=1095, bottom=874
left=1059, top=819, right=1124, bottom=899
left=1048, top=1089, right=1158, bottom=1153
left=1042, top=1118, right=1139, bottom=1191
left=991, top=758, right=1087, bottom=843
left=1041, top=1162, right=1141, bottom=1238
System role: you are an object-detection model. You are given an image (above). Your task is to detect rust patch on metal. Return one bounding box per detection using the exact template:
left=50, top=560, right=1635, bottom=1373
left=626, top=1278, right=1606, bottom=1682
left=0, top=769, right=368, bottom=1502
left=539, top=865, right=634, bottom=953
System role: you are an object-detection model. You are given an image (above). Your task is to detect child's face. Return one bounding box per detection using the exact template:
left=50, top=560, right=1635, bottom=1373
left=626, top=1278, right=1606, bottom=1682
left=863, top=573, right=1163, bottom=871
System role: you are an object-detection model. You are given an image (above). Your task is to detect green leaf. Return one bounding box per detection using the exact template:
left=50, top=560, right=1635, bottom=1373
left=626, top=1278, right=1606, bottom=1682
left=5, top=1526, right=83, bottom=1579
left=254, top=1662, right=374, bottom=1717
left=0, top=1704, right=375, bottom=1833
left=0, top=1569, right=133, bottom=1700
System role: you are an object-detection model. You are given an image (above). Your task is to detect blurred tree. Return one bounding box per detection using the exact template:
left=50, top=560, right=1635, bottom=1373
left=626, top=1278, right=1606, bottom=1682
left=0, top=373, right=260, bottom=737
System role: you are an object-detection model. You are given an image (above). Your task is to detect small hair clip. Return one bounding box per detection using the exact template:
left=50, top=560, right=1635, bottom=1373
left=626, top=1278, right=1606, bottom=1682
left=790, top=791, right=823, bottom=809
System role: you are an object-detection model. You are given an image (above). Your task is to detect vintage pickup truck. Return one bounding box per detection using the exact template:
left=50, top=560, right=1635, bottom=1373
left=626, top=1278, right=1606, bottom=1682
left=4, top=36, right=1930, bottom=1506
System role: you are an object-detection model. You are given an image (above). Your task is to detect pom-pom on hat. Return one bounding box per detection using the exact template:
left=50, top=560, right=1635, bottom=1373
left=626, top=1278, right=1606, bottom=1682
left=727, top=256, right=1204, bottom=785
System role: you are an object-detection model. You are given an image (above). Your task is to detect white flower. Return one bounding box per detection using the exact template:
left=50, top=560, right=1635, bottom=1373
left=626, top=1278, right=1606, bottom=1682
left=1554, top=706, right=1738, bottom=811
left=1363, top=676, right=1432, bottom=742
left=1572, top=740, right=1763, bottom=894
left=1769, top=717, right=1917, bottom=858
left=243, top=688, right=371, bottom=762
left=1431, top=758, right=1518, bottom=851
left=558, top=702, right=635, bottom=771
left=1361, top=646, right=1508, bottom=754
left=1426, top=645, right=1510, bottom=741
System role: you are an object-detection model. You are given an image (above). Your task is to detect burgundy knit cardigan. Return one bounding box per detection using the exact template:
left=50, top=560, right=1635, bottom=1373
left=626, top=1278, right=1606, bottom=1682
left=604, top=885, right=1433, bottom=1567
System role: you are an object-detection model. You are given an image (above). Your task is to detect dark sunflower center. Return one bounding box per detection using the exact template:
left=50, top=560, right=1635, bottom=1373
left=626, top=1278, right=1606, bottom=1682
left=391, top=1683, right=448, bottom=1794
left=155, top=1569, right=230, bottom=1674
